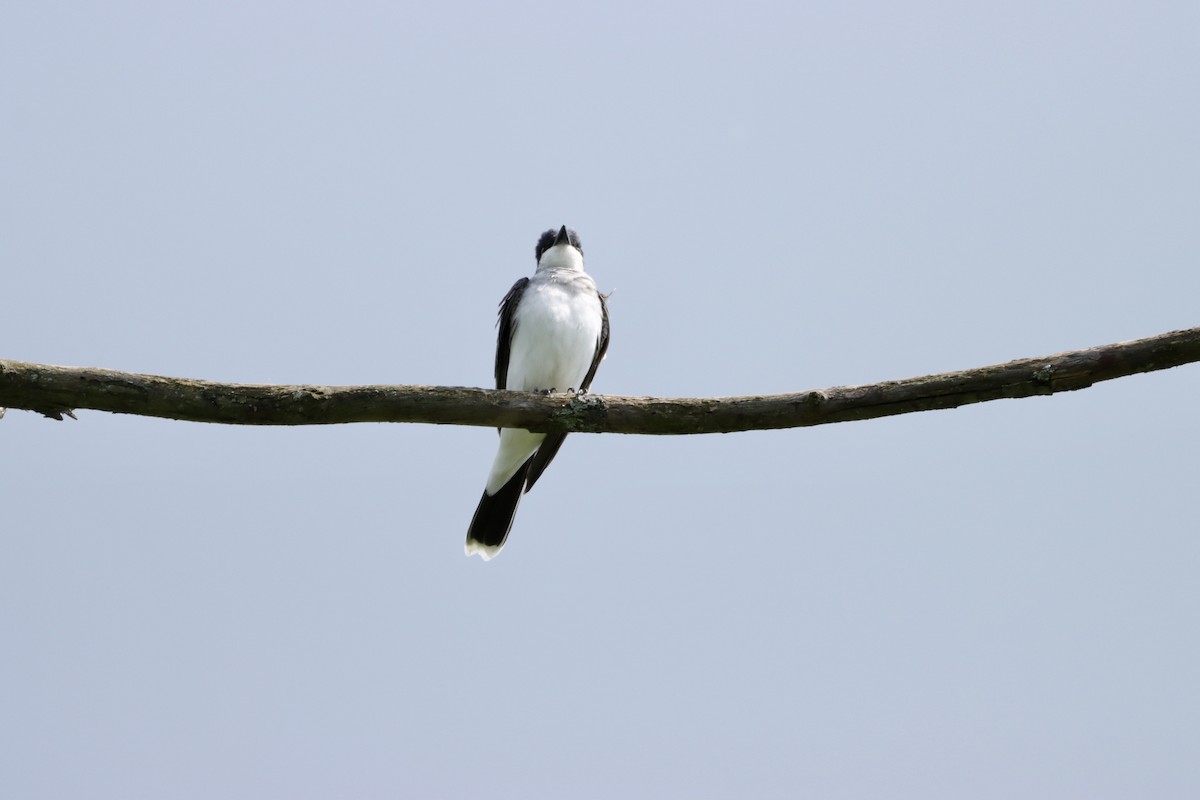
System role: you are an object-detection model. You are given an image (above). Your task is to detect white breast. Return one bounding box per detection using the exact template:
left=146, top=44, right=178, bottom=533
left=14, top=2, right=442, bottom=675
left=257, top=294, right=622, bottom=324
left=507, top=273, right=602, bottom=394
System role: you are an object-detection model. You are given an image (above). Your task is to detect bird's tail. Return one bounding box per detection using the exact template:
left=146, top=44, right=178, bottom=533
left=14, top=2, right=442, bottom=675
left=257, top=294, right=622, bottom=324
left=465, top=460, right=531, bottom=560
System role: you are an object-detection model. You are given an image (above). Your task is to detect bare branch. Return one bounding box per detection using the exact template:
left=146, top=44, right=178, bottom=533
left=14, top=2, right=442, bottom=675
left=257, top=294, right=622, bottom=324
left=2, top=327, right=1198, bottom=434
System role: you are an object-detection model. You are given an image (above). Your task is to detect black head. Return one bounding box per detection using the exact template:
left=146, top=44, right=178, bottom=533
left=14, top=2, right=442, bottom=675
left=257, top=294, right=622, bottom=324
left=535, top=225, right=583, bottom=262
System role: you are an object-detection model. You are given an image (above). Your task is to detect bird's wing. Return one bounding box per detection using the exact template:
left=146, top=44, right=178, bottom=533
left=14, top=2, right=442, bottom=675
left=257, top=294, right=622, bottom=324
left=578, top=290, right=610, bottom=393
left=495, top=277, right=530, bottom=391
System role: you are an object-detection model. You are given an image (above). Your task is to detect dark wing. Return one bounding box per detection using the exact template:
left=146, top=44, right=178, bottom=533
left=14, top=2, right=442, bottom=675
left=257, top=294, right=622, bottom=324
left=578, top=290, right=610, bottom=393
left=524, top=290, right=610, bottom=493
left=495, top=277, right=529, bottom=391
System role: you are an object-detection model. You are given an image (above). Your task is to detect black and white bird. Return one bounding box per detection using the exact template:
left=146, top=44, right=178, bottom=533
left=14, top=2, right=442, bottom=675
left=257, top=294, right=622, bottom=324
left=465, top=226, right=610, bottom=560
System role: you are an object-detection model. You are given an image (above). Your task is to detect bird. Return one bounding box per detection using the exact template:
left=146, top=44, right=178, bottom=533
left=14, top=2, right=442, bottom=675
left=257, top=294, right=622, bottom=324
left=465, top=225, right=610, bottom=560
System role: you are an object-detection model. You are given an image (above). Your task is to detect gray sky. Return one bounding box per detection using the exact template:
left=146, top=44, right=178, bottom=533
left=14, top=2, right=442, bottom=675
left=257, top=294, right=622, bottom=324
left=3, top=2, right=1198, bottom=797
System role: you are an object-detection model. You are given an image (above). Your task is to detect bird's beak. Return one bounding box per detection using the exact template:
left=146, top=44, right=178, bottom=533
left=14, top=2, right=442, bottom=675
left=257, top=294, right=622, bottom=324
left=555, top=225, right=570, bottom=246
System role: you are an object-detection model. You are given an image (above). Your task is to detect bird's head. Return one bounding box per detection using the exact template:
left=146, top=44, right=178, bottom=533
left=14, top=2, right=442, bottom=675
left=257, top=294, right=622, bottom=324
left=535, top=225, right=584, bottom=271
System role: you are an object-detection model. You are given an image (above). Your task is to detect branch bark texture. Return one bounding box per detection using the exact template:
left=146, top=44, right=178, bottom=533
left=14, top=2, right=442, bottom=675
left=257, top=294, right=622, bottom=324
left=2, top=327, right=1197, bottom=434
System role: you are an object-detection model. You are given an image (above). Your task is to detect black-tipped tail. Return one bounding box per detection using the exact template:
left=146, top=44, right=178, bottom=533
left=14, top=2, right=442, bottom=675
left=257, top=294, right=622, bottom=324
left=465, top=461, right=531, bottom=560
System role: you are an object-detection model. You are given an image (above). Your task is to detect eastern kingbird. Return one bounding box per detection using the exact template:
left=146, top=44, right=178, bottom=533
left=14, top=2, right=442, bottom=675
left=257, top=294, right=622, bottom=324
left=465, top=225, right=610, bottom=560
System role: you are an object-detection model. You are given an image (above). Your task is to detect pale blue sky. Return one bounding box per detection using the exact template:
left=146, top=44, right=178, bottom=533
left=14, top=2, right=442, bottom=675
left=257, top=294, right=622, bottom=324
left=2, top=2, right=1198, bottom=797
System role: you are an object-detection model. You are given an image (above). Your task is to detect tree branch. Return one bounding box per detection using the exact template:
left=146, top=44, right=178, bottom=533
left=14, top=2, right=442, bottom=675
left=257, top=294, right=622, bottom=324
left=2, top=327, right=1198, bottom=434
